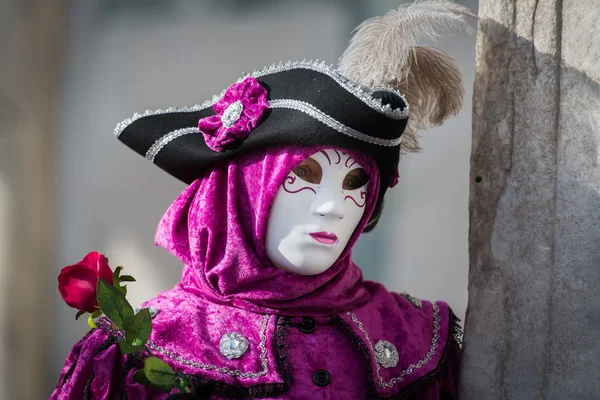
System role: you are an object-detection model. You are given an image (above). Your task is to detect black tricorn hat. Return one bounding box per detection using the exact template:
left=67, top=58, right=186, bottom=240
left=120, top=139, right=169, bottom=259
left=115, top=1, right=473, bottom=231
left=115, top=61, right=409, bottom=231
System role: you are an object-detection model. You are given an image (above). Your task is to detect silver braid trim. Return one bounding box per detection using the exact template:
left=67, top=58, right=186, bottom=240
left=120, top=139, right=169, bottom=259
left=145, top=127, right=199, bottom=162
left=144, top=97, right=402, bottom=162
left=346, top=302, right=441, bottom=388
left=270, top=99, right=402, bottom=147
left=114, top=60, right=409, bottom=139
left=249, top=60, right=409, bottom=120
left=114, top=102, right=217, bottom=138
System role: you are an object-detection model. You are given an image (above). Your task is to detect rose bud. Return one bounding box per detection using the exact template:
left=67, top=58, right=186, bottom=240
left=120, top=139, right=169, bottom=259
left=58, top=251, right=114, bottom=313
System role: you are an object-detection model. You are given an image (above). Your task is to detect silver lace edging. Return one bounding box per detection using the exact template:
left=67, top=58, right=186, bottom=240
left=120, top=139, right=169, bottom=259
left=346, top=302, right=441, bottom=389
left=145, top=127, right=200, bottom=162
left=114, top=60, right=409, bottom=139
left=114, top=103, right=216, bottom=138
left=97, top=314, right=271, bottom=379
left=270, top=99, right=402, bottom=147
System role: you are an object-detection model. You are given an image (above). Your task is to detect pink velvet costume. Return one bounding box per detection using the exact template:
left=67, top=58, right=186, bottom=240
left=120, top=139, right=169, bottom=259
left=51, top=145, right=461, bottom=400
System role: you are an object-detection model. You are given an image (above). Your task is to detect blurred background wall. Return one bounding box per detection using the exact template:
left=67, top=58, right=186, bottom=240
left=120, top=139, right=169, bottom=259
left=0, top=0, right=477, bottom=398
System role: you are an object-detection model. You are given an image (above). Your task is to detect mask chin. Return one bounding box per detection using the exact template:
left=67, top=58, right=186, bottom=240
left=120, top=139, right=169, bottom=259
left=268, top=241, right=340, bottom=275
left=270, top=257, right=335, bottom=276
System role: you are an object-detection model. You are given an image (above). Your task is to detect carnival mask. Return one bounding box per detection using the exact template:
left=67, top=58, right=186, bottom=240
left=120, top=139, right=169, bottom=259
left=265, top=149, right=369, bottom=275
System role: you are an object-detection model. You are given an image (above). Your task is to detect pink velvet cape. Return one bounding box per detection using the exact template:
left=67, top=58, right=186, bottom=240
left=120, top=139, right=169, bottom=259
left=51, top=145, right=461, bottom=399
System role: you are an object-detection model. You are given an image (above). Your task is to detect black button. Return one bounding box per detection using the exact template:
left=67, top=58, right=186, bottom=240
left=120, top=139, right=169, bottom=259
left=312, top=369, right=331, bottom=387
left=299, top=317, right=316, bottom=333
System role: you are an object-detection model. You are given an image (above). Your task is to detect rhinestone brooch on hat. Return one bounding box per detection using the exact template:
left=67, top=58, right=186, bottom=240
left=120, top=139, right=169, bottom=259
left=198, top=76, right=269, bottom=152
left=374, top=340, right=399, bottom=368
left=219, top=332, right=249, bottom=360
left=221, top=100, right=243, bottom=128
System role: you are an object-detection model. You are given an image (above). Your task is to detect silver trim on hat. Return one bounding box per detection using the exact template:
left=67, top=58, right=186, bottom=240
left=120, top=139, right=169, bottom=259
left=270, top=99, right=402, bottom=147
left=114, top=59, right=409, bottom=139
left=249, top=60, right=409, bottom=120
left=145, top=97, right=403, bottom=162
left=145, top=127, right=199, bottom=162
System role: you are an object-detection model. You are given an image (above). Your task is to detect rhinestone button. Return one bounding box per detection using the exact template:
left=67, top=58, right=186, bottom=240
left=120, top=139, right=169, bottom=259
left=312, top=369, right=331, bottom=387
left=299, top=317, right=316, bottom=334
left=219, top=332, right=249, bottom=360
left=374, top=340, right=399, bottom=368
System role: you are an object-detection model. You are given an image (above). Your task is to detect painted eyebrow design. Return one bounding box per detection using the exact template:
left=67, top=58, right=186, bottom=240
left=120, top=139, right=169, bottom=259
left=345, top=155, right=357, bottom=169
left=333, top=149, right=341, bottom=164
left=283, top=175, right=317, bottom=194
left=319, top=150, right=331, bottom=165
left=344, top=190, right=367, bottom=207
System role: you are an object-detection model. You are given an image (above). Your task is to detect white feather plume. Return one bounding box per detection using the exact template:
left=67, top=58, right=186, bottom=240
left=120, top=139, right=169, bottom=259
left=338, top=0, right=476, bottom=152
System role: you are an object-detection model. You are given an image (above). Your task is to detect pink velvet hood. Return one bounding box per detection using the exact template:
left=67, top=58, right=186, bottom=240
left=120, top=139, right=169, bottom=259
left=155, top=145, right=380, bottom=316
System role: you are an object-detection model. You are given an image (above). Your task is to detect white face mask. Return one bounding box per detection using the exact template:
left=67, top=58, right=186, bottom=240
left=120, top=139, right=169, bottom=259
left=265, top=149, right=369, bottom=275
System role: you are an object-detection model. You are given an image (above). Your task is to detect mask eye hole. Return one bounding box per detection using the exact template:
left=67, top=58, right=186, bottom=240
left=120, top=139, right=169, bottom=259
left=343, top=168, right=368, bottom=190
left=292, top=157, right=322, bottom=184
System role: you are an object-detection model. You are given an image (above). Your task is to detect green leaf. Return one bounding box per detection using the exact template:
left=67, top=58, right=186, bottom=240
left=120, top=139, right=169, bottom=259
left=119, top=341, right=145, bottom=354
left=173, top=378, right=189, bottom=393
left=144, top=357, right=176, bottom=386
left=132, top=370, right=173, bottom=394
left=180, top=375, right=195, bottom=394
left=173, top=376, right=194, bottom=394
left=132, top=369, right=148, bottom=384
left=97, top=278, right=134, bottom=331
left=125, top=308, right=152, bottom=348
left=117, top=284, right=127, bottom=297
left=113, top=266, right=123, bottom=283
left=75, top=310, right=86, bottom=320
left=87, top=314, right=97, bottom=329
left=90, top=309, right=103, bottom=319
left=120, top=275, right=136, bottom=282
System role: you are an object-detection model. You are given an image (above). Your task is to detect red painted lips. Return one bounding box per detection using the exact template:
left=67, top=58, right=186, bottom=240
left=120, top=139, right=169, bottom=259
left=309, top=231, right=338, bottom=245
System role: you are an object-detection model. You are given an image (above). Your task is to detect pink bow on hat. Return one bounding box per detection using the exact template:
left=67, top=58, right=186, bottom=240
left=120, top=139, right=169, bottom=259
left=198, top=76, right=270, bottom=152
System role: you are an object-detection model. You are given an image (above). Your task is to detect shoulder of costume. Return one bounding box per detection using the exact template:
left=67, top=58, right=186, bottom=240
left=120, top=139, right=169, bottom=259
left=94, top=287, right=293, bottom=398
left=338, top=281, right=462, bottom=398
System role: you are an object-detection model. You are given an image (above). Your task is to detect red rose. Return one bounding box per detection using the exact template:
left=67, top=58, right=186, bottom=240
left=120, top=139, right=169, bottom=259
left=58, top=251, right=114, bottom=313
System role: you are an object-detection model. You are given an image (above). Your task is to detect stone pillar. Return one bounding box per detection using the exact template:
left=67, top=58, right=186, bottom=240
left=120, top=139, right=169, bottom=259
left=0, top=1, right=66, bottom=398
left=461, top=0, right=600, bottom=399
